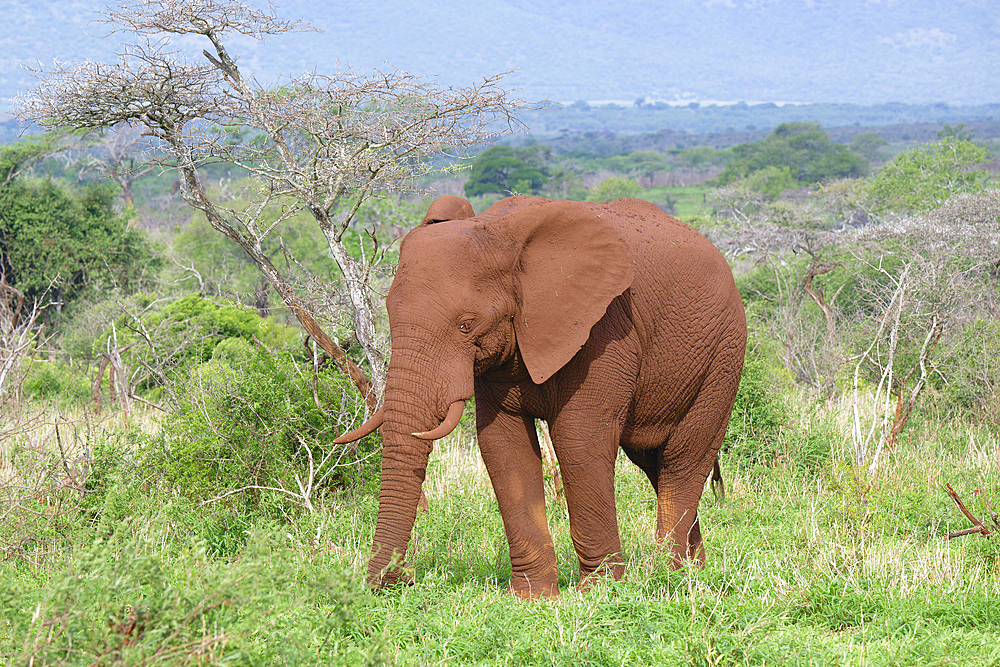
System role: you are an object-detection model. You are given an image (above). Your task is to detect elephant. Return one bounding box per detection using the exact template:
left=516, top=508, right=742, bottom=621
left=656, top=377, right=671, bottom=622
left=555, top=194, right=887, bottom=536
left=337, top=195, right=747, bottom=598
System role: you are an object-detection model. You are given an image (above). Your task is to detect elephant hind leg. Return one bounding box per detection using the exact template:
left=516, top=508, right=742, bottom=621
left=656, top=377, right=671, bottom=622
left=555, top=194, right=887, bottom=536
left=654, top=475, right=704, bottom=568
left=655, top=389, right=734, bottom=567
left=656, top=329, right=743, bottom=567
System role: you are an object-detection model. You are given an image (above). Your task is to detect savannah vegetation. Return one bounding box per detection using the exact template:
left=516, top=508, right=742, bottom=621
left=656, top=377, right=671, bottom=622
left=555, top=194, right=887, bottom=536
left=2, top=1, right=1000, bottom=664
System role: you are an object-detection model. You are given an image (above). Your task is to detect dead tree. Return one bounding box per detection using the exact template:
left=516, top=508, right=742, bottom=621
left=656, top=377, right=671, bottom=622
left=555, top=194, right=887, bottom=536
left=0, top=275, right=53, bottom=404
left=16, top=0, right=525, bottom=411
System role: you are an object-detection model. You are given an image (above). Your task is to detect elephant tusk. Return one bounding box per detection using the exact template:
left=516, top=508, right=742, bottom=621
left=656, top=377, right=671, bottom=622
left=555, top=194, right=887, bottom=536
left=411, top=400, right=466, bottom=440
left=334, top=406, right=384, bottom=444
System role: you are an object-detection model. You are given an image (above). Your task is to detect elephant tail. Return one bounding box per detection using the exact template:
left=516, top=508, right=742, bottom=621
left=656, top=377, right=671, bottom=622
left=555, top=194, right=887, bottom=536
left=711, top=456, right=725, bottom=502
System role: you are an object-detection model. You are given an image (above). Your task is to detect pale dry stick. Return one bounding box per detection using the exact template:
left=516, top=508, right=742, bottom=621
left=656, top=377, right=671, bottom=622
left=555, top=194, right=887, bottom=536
left=887, top=313, right=946, bottom=447
left=104, top=323, right=133, bottom=418
left=199, top=439, right=381, bottom=513
left=0, top=280, right=54, bottom=401
left=536, top=420, right=564, bottom=504
left=112, top=292, right=183, bottom=409
left=866, top=272, right=905, bottom=478
left=848, top=259, right=910, bottom=474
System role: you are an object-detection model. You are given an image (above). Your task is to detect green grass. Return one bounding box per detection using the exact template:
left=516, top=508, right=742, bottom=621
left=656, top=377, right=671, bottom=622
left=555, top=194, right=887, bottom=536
left=639, top=184, right=718, bottom=218
left=2, top=407, right=999, bottom=666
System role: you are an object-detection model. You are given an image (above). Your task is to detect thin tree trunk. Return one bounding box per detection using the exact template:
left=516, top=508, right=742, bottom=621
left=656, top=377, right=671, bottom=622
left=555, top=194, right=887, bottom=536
left=169, top=136, right=378, bottom=412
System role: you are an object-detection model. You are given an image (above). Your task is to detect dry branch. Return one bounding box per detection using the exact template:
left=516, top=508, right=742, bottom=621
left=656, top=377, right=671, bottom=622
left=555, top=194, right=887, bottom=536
left=15, top=0, right=526, bottom=412
left=946, top=483, right=1000, bottom=540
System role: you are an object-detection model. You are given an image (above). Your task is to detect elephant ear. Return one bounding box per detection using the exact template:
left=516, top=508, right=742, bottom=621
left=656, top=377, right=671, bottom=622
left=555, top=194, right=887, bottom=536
left=509, top=200, right=635, bottom=385
left=421, top=195, right=475, bottom=225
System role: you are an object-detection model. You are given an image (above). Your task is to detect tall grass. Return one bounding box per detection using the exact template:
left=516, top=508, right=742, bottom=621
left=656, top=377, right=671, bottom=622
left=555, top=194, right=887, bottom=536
left=2, top=397, right=999, bottom=666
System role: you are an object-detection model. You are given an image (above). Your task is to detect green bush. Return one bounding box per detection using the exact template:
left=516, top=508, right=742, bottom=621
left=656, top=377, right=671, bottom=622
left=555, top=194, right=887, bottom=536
left=95, top=293, right=303, bottom=394
left=587, top=176, right=642, bottom=202
left=724, top=343, right=789, bottom=470
left=159, top=345, right=381, bottom=507
left=717, top=122, right=867, bottom=192
left=141, top=293, right=297, bottom=361
left=865, top=137, right=990, bottom=214
left=20, top=362, right=90, bottom=404
left=0, top=174, right=160, bottom=311
left=931, top=319, right=1000, bottom=426
left=464, top=145, right=550, bottom=197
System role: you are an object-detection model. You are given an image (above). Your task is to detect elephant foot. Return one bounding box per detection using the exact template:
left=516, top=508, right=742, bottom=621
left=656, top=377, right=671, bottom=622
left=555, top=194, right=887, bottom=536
left=577, top=559, right=625, bottom=593
left=508, top=572, right=559, bottom=599
left=657, top=540, right=706, bottom=570
left=369, top=561, right=416, bottom=590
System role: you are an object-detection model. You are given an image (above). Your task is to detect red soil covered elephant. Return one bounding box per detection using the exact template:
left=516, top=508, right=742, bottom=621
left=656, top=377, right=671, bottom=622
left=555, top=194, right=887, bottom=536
left=338, top=195, right=747, bottom=598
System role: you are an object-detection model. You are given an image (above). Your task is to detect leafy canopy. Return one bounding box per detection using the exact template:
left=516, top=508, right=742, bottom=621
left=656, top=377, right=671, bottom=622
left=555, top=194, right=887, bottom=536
left=588, top=176, right=642, bottom=202
left=464, top=146, right=549, bottom=197
left=865, top=137, right=990, bottom=214
left=0, top=170, right=158, bottom=309
left=718, top=122, right=867, bottom=197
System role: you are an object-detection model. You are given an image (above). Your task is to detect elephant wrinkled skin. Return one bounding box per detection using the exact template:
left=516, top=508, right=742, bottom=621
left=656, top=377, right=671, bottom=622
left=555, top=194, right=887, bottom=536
left=346, top=195, right=747, bottom=598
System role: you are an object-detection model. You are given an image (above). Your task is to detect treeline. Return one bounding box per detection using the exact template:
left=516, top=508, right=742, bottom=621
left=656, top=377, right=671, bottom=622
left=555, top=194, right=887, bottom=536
left=460, top=120, right=998, bottom=209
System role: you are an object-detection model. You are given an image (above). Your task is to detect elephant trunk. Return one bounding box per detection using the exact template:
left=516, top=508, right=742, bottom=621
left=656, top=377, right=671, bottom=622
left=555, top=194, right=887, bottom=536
left=366, top=350, right=472, bottom=588
left=367, top=413, right=431, bottom=587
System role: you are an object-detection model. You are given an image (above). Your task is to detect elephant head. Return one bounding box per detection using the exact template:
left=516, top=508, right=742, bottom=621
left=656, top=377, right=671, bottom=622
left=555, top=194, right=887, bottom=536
left=343, top=196, right=635, bottom=588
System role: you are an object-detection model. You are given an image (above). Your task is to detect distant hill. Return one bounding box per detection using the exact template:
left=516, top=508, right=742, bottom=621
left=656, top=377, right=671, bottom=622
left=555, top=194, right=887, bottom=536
left=518, top=101, right=1000, bottom=139
left=5, top=102, right=1000, bottom=147
left=2, top=0, right=998, bottom=111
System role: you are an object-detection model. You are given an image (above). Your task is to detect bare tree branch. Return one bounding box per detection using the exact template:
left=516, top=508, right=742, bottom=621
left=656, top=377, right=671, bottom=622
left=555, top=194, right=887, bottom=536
left=15, top=0, right=527, bottom=410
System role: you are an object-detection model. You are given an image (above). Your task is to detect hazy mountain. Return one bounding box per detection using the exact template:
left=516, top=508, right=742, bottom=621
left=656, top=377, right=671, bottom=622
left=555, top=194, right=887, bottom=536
left=2, top=0, right=997, bottom=111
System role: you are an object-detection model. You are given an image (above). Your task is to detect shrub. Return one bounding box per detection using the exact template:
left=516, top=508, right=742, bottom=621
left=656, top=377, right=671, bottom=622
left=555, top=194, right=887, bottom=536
left=587, top=176, right=642, bottom=202
left=90, top=293, right=303, bottom=396
left=717, top=122, right=867, bottom=191
left=724, top=342, right=789, bottom=470
left=865, top=137, right=990, bottom=214
left=20, top=362, right=90, bottom=404
left=931, top=319, right=1000, bottom=426
left=158, top=345, right=381, bottom=508
left=464, top=145, right=550, bottom=196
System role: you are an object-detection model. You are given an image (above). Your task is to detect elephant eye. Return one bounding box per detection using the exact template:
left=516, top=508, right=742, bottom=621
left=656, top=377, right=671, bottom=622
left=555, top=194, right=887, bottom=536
left=459, top=319, right=474, bottom=334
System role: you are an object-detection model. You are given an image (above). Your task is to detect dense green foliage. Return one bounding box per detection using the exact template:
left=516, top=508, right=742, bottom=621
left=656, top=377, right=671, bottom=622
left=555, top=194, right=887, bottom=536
left=0, top=179, right=158, bottom=308
left=463, top=146, right=550, bottom=197
left=724, top=343, right=789, bottom=470
left=717, top=122, right=868, bottom=197
left=587, top=176, right=642, bottom=202
left=159, top=345, right=380, bottom=505
left=865, top=137, right=991, bottom=213
left=136, top=293, right=296, bottom=366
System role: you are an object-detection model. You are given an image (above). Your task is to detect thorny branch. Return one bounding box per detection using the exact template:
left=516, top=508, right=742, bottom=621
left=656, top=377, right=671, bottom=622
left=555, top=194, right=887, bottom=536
left=15, top=0, right=526, bottom=411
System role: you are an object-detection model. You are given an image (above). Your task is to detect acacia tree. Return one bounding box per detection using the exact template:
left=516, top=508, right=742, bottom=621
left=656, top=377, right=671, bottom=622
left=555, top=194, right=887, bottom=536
left=16, top=0, right=524, bottom=409
left=714, top=183, right=851, bottom=390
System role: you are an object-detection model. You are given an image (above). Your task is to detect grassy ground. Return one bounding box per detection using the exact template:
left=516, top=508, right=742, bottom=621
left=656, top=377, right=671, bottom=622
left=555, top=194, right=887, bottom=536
left=2, top=405, right=999, bottom=666
left=640, top=184, right=717, bottom=219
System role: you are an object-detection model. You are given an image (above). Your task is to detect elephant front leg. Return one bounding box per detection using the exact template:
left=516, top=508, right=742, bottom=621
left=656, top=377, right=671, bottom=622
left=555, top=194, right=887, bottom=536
left=476, top=405, right=558, bottom=598
left=557, top=443, right=626, bottom=590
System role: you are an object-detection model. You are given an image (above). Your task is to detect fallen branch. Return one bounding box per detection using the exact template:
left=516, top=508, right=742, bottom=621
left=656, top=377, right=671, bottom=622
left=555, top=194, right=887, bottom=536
left=945, top=483, right=1000, bottom=540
